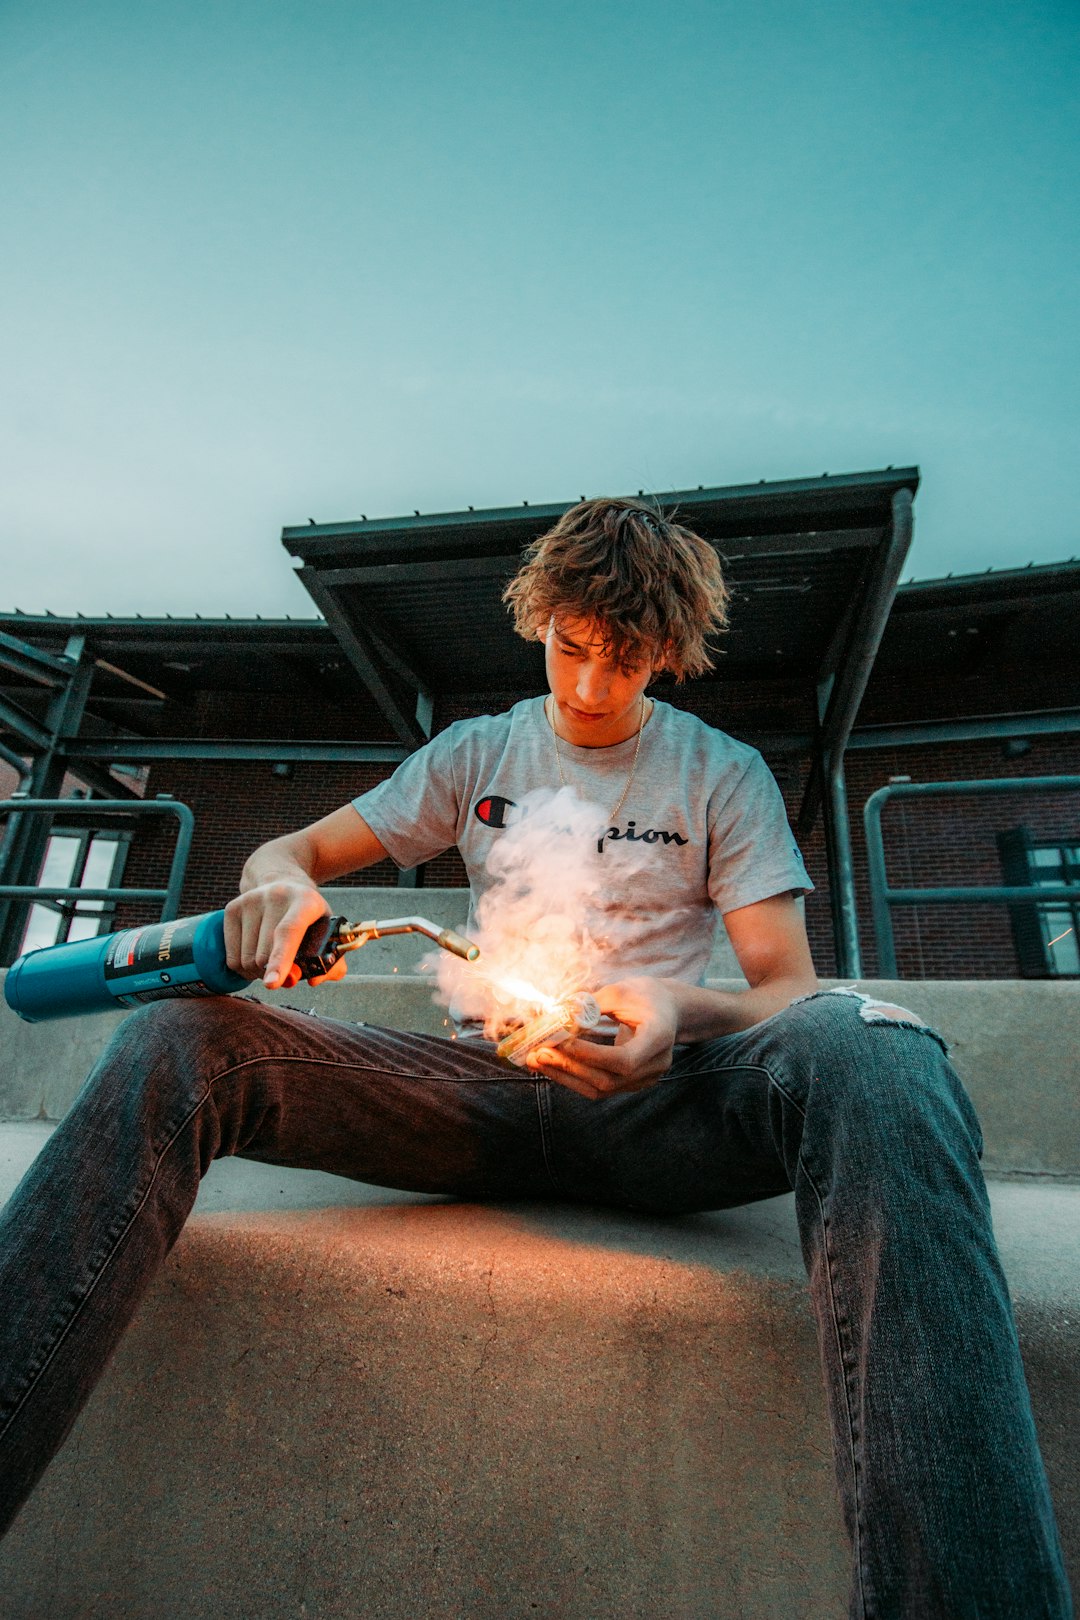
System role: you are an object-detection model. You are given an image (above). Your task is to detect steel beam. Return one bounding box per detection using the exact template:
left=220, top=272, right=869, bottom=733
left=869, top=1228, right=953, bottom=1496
left=848, top=711, right=1080, bottom=749
left=66, top=739, right=408, bottom=763
left=65, top=758, right=143, bottom=801
left=0, top=649, right=65, bottom=689
left=821, top=760, right=861, bottom=974
left=0, top=885, right=169, bottom=903
left=725, top=711, right=1080, bottom=757
left=282, top=468, right=919, bottom=551
left=883, top=884, right=1080, bottom=906
left=296, top=568, right=428, bottom=747
left=0, top=693, right=52, bottom=753
left=363, top=621, right=434, bottom=696
left=0, top=629, right=73, bottom=682
left=93, top=657, right=168, bottom=700
left=0, top=739, right=30, bottom=780
left=311, top=555, right=519, bottom=589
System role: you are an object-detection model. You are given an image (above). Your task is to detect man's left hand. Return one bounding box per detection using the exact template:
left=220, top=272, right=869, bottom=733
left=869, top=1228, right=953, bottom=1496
left=525, top=977, right=679, bottom=1100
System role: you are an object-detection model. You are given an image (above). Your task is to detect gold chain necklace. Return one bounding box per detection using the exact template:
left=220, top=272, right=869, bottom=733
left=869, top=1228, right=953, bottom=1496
left=546, top=695, right=648, bottom=821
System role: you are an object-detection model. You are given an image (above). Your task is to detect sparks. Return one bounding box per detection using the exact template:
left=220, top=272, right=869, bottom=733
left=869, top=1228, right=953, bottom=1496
left=1046, top=925, right=1075, bottom=949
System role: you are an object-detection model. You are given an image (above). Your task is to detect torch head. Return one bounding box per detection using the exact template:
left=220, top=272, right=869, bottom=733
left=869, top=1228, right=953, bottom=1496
left=437, top=927, right=481, bottom=963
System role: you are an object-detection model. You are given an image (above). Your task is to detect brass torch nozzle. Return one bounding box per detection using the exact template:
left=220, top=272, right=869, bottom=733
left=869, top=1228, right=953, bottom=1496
left=436, top=927, right=481, bottom=962
left=336, top=916, right=480, bottom=962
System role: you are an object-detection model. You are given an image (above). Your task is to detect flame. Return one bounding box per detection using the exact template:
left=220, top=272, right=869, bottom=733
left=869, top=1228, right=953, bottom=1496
left=487, top=973, right=558, bottom=1011
left=430, top=786, right=650, bottom=1039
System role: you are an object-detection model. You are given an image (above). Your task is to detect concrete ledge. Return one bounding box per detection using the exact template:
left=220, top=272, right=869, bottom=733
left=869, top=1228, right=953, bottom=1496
left=0, top=1140, right=1075, bottom=1620
left=2, top=973, right=1077, bottom=1175
left=0, top=1134, right=1075, bottom=1620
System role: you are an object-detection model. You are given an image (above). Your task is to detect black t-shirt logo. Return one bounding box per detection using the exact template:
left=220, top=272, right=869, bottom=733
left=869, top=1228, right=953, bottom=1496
left=474, top=794, right=516, bottom=829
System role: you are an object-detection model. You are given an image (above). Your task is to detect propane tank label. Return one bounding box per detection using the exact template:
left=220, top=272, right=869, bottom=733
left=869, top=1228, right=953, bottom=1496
left=111, top=980, right=221, bottom=1007
left=104, top=916, right=202, bottom=981
left=103, top=916, right=225, bottom=1005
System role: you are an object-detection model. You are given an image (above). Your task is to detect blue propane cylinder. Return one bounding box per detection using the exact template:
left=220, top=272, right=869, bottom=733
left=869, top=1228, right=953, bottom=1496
left=3, top=910, right=248, bottom=1023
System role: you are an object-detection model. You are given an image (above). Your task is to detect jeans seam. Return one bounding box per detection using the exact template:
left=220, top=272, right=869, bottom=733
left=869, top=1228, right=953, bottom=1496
left=0, top=1045, right=490, bottom=1446
left=534, top=1081, right=566, bottom=1194
left=768, top=1069, right=871, bottom=1620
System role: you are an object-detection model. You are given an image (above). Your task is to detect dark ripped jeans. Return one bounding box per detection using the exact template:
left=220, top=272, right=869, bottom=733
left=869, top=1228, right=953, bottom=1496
left=0, top=987, right=1071, bottom=1619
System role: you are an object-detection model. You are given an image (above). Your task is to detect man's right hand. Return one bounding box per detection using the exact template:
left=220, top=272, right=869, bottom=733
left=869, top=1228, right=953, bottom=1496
left=222, top=882, right=348, bottom=989
left=228, top=806, right=390, bottom=988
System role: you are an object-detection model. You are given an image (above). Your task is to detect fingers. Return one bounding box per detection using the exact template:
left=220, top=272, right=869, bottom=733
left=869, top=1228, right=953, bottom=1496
left=223, top=895, right=266, bottom=982
left=593, top=984, right=641, bottom=1023
left=263, top=915, right=306, bottom=988
left=223, top=886, right=329, bottom=987
left=257, top=910, right=283, bottom=982
left=533, top=1056, right=604, bottom=1101
left=525, top=1038, right=668, bottom=1098
left=222, top=903, right=244, bottom=978
left=267, top=915, right=352, bottom=989
left=264, top=907, right=326, bottom=988
left=304, top=957, right=349, bottom=989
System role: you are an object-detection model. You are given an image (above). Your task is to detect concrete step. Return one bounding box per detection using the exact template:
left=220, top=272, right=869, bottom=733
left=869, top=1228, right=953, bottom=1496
left=3, top=972, right=1077, bottom=1176
left=0, top=1124, right=1075, bottom=1620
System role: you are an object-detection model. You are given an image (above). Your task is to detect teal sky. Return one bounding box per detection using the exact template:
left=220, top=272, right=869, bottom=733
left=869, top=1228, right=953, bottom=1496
left=2, top=0, right=1077, bottom=617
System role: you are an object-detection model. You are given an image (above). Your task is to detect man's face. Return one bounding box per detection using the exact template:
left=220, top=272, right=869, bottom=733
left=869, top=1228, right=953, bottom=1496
left=542, top=616, right=657, bottom=748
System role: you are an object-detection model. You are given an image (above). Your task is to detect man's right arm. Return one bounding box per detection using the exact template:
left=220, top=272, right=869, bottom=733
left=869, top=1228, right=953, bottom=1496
left=224, top=805, right=390, bottom=988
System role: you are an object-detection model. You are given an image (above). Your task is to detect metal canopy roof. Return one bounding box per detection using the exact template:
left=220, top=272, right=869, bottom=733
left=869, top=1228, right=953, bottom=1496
left=283, top=469, right=920, bottom=748
left=874, top=559, right=1080, bottom=684
left=4, top=557, right=1078, bottom=737
left=0, top=616, right=369, bottom=742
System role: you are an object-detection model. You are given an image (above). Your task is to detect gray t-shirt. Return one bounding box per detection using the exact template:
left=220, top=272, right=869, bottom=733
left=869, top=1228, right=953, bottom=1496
left=352, top=697, right=811, bottom=999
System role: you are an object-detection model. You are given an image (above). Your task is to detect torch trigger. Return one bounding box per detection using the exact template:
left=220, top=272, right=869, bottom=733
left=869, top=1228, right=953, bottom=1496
left=293, top=914, right=348, bottom=981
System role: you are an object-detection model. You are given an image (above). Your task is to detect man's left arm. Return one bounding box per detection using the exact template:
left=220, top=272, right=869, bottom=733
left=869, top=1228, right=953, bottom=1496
left=525, top=893, right=818, bottom=1100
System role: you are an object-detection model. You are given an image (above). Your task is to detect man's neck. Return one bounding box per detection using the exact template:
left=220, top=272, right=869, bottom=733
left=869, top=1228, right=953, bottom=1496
left=544, top=694, right=654, bottom=749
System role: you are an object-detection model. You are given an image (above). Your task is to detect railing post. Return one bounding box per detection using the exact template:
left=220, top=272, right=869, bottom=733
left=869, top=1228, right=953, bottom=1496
left=863, top=788, right=898, bottom=976
left=0, top=638, right=94, bottom=960
left=862, top=777, right=1080, bottom=979
left=0, top=798, right=195, bottom=962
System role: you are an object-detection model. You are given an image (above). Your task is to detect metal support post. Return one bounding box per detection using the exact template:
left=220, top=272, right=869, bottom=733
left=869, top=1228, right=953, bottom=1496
left=0, top=637, right=94, bottom=960
left=824, top=751, right=862, bottom=977
left=797, top=487, right=915, bottom=974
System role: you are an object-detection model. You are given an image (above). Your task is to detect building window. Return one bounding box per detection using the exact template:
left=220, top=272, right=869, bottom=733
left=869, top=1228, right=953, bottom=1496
left=20, top=830, right=131, bottom=954
left=997, top=828, right=1080, bottom=977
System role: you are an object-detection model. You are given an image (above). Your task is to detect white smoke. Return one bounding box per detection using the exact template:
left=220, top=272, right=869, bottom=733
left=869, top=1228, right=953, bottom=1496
left=432, top=785, right=654, bottom=1036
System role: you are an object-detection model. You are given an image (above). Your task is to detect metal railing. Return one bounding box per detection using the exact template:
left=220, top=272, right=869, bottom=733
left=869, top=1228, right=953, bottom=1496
left=863, top=776, right=1080, bottom=976
left=0, top=798, right=195, bottom=944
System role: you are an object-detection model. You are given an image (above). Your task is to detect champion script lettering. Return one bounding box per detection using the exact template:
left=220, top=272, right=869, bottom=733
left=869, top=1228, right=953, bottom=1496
left=471, top=795, right=688, bottom=854
left=597, top=820, right=689, bottom=854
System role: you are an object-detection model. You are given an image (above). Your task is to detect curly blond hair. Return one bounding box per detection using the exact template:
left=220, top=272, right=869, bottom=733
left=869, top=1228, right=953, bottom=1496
left=503, top=496, right=729, bottom=680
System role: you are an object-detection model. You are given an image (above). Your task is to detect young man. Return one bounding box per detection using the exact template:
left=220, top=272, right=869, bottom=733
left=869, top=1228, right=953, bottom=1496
left=0, top=500, right=1071, bottom=1619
